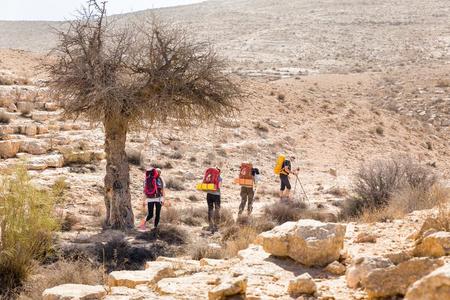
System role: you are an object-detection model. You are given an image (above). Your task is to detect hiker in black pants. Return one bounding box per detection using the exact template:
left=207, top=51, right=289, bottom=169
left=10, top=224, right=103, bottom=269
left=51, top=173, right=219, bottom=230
left=141, top=168, right=165, bottom=230
left=206, top=168, right=222, bottom=232
left=279, top=156, right=298, bottom=200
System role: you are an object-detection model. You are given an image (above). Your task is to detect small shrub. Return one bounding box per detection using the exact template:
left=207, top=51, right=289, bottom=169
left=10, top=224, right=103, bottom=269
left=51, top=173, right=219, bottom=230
left=126, top=148, right=142, bottom=166
left=169, top=151, right=183, bottom=160
left=60, top=213, right=79, bottom=232
left=161, top=207, right=179, bottom=224
left=353, top=156, right=436, bottom=211
left=188, top=194, right=200, bottom=202
left=263, top=200, right=307, bottom=224
left=52, top=177, right=69, bottom=201
left=180, top=207, right=208, bottom=226
left=0, top=167, right=58, bottom=297
left=165, top=178, right=185, bottom=191
left=277, top=94, right=286, bottom=101
left=19, top=259, right=105, bottom=300
left=189, top=156, right=197, bottom=162
left=222, top=226, right=258, bottom=258
left=375, top=126, right=384, bottom=135
left=189, top=241, right=223, bottom=260
left=163, top=161, right=173, bottom=169
left=0, top=76, right=13, bottom=85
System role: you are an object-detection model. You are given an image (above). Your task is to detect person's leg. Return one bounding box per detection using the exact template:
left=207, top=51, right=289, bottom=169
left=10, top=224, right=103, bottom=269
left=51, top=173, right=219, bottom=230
left=146, top=202, right=154, bottom=222
left=280, top=175, right=286, bottom=199
left=285, top=177, right=292, bottom=199
left=213, top=194, right=221, bottom=229
left=207, top=194, right=214, bottom=228
left=238, top=188, right=247, bottom=215
left=247, top=188, right=254, bottom=215
left=154, top=202, right=162, bottom=228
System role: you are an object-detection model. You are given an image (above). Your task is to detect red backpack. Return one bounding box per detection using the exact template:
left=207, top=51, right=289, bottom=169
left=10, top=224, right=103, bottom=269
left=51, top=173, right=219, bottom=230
left=239, top=163, right=253, bottom=179
left=144, top=169, right=161, bottom=198
left=203, top=168, right=220, bottom=191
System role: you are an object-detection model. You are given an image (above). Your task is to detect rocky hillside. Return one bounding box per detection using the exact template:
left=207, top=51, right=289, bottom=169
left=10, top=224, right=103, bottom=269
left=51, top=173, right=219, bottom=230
left=43, top=213, right=450, bottom=299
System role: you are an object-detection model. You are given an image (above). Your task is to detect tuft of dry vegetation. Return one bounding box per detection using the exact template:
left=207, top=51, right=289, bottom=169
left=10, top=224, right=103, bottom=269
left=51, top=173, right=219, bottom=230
left=165, top=178, right=185, bottom=191
left=18, top=259, right=105, bottom=300
left=189, top=241, right=224, bottom=260
left=342, top=156, right=441, bottom=221
left=0, top=167, right=58, bottom=298
left=263, top=200, right=307, bottom=224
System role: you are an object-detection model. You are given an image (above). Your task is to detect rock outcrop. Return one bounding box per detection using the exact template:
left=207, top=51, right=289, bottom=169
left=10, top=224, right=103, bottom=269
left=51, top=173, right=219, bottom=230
left=413, top=231, right=450, bottom=258
left=346, top=256, right=393, bottom=288
left=287, top=273, right=317, bottom=297
left=42, top=284, right=106, bottom=300
left=363, top=257, right=444, bottom=299
left=256, top=219, right=346, bottom=266
left=405, top=263, right=450, bottom=300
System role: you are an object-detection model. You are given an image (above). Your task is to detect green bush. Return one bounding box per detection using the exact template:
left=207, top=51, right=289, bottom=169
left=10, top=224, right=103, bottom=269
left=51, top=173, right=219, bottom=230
left=0, top=167, right=58, bottom=297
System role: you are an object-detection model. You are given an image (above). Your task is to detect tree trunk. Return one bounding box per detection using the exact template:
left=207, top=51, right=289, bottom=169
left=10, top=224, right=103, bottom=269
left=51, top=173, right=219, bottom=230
left=103, top=115, right=134, bottom=230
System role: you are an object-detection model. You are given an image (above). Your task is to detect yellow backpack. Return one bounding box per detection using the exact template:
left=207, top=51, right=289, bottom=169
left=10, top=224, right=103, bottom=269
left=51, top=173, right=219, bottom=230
left=274, top=155, right=285, bottom=175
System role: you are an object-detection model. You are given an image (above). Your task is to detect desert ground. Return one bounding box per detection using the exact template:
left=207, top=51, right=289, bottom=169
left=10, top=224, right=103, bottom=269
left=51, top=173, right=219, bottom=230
left=0, top=0, right=449, bottom=299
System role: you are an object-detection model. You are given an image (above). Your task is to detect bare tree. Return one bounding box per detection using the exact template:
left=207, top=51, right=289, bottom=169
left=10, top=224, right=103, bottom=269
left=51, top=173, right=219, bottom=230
left=46, top=1, right=240, bottom=230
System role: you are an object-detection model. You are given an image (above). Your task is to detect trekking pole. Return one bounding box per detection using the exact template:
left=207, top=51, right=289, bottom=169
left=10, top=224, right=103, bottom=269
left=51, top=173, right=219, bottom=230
left=295, top=174, right=310, bottom=202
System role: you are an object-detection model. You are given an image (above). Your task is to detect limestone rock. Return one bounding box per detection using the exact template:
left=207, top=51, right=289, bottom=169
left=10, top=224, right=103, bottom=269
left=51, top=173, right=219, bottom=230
left=108, top=262, right=175, bottom=288
left=363, top=257, right=444, bottom=298
left=0, top=140, right=20, bottom=158
left=200, top=258, right=226, bottom=267
left=208, top=276, right=247, bottom=300
left=324, top=261, right=346, bottom=275
left=287, top=273, right=317, bottom=297
left=257, top=219, right=346, bottom=266
left=346, top=256, right=392, bottom=288
left=20, top=124, right=37, bottom=136
left=413, top=231, right=450, bottom=258
left=413, top=217, right=446, bottom=240
left=383, top=249, right=413, bottom=265
left=42, top=284, right=106, bottom=300
left=0, top=125, right=14, bottom=136
left=32, top=111, right=50, bottom=122
left=157, top=272, right=220, bottom=299
left=45, top=102, right=59, bottom=111
left=405, top=263, right=450, bottom=300
left=19, top=140, right=49, bottom=155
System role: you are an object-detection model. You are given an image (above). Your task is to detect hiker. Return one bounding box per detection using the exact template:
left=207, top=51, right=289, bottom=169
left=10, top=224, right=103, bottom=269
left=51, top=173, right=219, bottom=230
left=279, top=156, right=298, bottom=200
left=141, top=168, right=165, bottom=230
left=238, top=167, right=260, bottom=216
left=206, top=167, right=222, bottom=232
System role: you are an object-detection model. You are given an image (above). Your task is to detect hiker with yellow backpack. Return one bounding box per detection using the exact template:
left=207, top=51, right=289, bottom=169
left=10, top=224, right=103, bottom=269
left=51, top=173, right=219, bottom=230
left=274, top=155, right=299, bottom=200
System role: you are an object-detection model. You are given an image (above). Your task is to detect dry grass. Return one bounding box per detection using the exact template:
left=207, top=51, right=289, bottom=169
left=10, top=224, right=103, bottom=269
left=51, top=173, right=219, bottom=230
left=0, top=167, right=59, bottom=298
left=189, top=241, right=224, bottom=260
left=435, top=79, right=450, bottom=88
left=18, top=259, right=105, bottom=300
left=165, top=177, right=185, bottom=191
left=263, top=200, right=307, bottom=224
left=60, top=213, right=80, bottom=232
left=349, top=156, right=436, bottom=218
left=350, top=184, right=449, bottom=223
left=254, top=122, right=269, bottom=132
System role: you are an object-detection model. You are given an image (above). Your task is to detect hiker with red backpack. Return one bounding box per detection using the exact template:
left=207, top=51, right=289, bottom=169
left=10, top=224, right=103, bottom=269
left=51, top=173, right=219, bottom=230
left=140, top=168, right=165, bottom=230
left=236, top=163, right=260, bottom=216
left=200, top=167, right=222, bottom=232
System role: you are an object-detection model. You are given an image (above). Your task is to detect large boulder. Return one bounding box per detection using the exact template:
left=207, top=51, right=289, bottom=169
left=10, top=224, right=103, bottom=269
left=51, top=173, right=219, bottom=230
left=256, top=219, right=346, bottom=266
left=108, top=262, right=175, bottom=288
left=363, top=257, right=444, bottom=299
left=346, top=256, right=393, bottom=288
left=405, top=263, right=450, bottom=300
left=208, top=276, right=247, bottom=300
left=42, top=284, right=106, bottom=300
left=287, top=273, right=317, bottom=297
left=0, top=140, right=20, bottom=158
left=413, top=231, right=450, bottom=258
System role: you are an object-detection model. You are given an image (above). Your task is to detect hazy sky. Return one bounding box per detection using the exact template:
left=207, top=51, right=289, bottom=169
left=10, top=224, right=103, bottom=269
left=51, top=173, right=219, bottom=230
left=0, top=0, right=205, bottom=21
